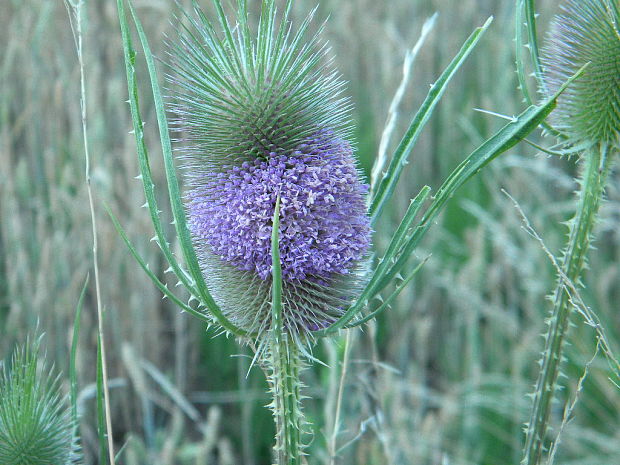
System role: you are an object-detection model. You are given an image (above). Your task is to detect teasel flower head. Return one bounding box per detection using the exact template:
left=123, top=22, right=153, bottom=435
left=167, top=1, right=372, bottom=344
left=541, top=0, right=620, bottom=146
left=0, top=337, right=79, bottom=465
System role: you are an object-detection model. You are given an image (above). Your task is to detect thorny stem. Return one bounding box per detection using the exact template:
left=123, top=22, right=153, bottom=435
left=522, top=143, right=613, bottom=465
left=67, top=2, right=116, bottom=464
left=268, top=334, right=305, bottom=465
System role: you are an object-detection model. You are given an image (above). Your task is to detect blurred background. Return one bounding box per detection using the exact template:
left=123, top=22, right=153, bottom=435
left=1, top=0, right=618, bottom=464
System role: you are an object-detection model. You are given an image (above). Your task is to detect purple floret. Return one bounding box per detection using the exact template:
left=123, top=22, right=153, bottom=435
left=188, top=130, right=371, bottom=282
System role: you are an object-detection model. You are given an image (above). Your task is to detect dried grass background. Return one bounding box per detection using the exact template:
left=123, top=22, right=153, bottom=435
left=1, top=0, right=619, bottom=464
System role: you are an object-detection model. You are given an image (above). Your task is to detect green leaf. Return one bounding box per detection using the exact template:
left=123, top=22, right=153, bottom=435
left=271, top=195, right=282, bottom=333
left=345, top=256, right=428, bottom=329
left=105, top=204, right=212, bottom=325
left=324, top=63, right=587, bottom=334
left=514, top=0, right=562, bottom=138
left=374, top=64, right=586, bottom=298
left=369, top=16, right=493, bottom=223
left=524, top=0, right=544, bottom=86
left=116, top=0, right=197, bottom=298
left=117, top=0, right=249, bottom=337
left=322, top=185, right=430, bottom=334
left=515, top=0, right=533, bottom=105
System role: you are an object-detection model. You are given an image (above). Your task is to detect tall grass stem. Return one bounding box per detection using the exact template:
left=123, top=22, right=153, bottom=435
left=66, top=1, right=116, bottom=463
left=328, top=331, right=352, bottom=465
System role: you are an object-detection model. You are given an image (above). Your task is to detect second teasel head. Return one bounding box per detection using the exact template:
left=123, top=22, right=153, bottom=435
left=542, top=0, right=620, bottom=147
left=167, top=1, right=372, bottom=344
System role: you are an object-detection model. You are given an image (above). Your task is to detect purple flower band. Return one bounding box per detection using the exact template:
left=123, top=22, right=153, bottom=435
left=188, top=130, right=371, bottom=282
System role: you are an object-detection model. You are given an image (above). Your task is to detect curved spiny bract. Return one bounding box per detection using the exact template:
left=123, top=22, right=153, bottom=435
left=542, top=0, right=620, bottom=147
left=168, top=0, right=372, bottom=344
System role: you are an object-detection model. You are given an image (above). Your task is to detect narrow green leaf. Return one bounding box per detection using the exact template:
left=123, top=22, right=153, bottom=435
left=96, top=334, right=107, bottom=465
left=374, top=65, right=587, bottom=299
left=271, top=195, right=282, bottom=331
left=524, top=0, right=544, bottom=87
left=515, top=0, right=533, bottom=105
left=70, top=274, right=88, bottom=425
left=369, top=16, right=493, bottom=223
left=105, top=204, right=212, bottom=325
left=361, top=185, right=431, bottom=300
left=345, top=257, right=428, bottom=329
left=325, top=63, right=587, bottom=334
left=321, top=186, right=430, bottom=334
left=515, top=0, right=562, bottom=137
left=116, top=0, right=197, bottom=298
left=121, top=0, right=249, bottom=337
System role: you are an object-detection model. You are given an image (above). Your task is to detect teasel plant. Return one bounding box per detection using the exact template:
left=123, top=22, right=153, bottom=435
left=516, top=0, right=620, bottom=464
left=0, top=334, right=81, bottom=465
left=111, top=0, right=582, bottom=462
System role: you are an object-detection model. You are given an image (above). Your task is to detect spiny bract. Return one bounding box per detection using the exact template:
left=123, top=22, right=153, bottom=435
left=0, top=339, right=78, bottom=465
left=542, top=0, right=620, bottom=146
left=169, top=1, right=371, bottom=341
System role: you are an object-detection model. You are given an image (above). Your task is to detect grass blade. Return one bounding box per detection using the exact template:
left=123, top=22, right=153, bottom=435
left=70, top=274, right=88, bottom=425
left=96, top=334, right=108, bottom=465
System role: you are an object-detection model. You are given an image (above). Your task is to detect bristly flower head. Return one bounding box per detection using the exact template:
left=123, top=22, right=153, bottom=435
left=168, top=1, right=372, bottom=341
left=542, top=0, right=620, bottom=146
left=0, top=337, right=79, bottom=465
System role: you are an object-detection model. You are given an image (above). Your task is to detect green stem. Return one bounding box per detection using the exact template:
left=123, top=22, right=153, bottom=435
left=522, top=143, right=613, bottom=465
left=268, top=334, right=304, bottom=465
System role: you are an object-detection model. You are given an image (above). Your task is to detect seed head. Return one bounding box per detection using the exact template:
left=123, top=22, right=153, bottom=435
left=0, top=338, right=79, bottom=465
left=542, top=0, right=620, bottom=146
left=169, top=2, right=371, bottom=339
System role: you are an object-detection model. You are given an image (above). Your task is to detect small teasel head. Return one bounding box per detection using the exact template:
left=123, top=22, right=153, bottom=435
left=0, top=336, right=79, bottom=465
left=542, top=0, right=620, bottom=146
left=168, top=1, right=372, bottom=344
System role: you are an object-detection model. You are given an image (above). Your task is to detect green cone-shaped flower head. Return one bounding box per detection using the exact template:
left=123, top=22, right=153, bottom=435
left=0, top=338, right=78, bottom=465
left=542, top=0, right=620, bottom=146
left=169, top=1, right=371, bottom=342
